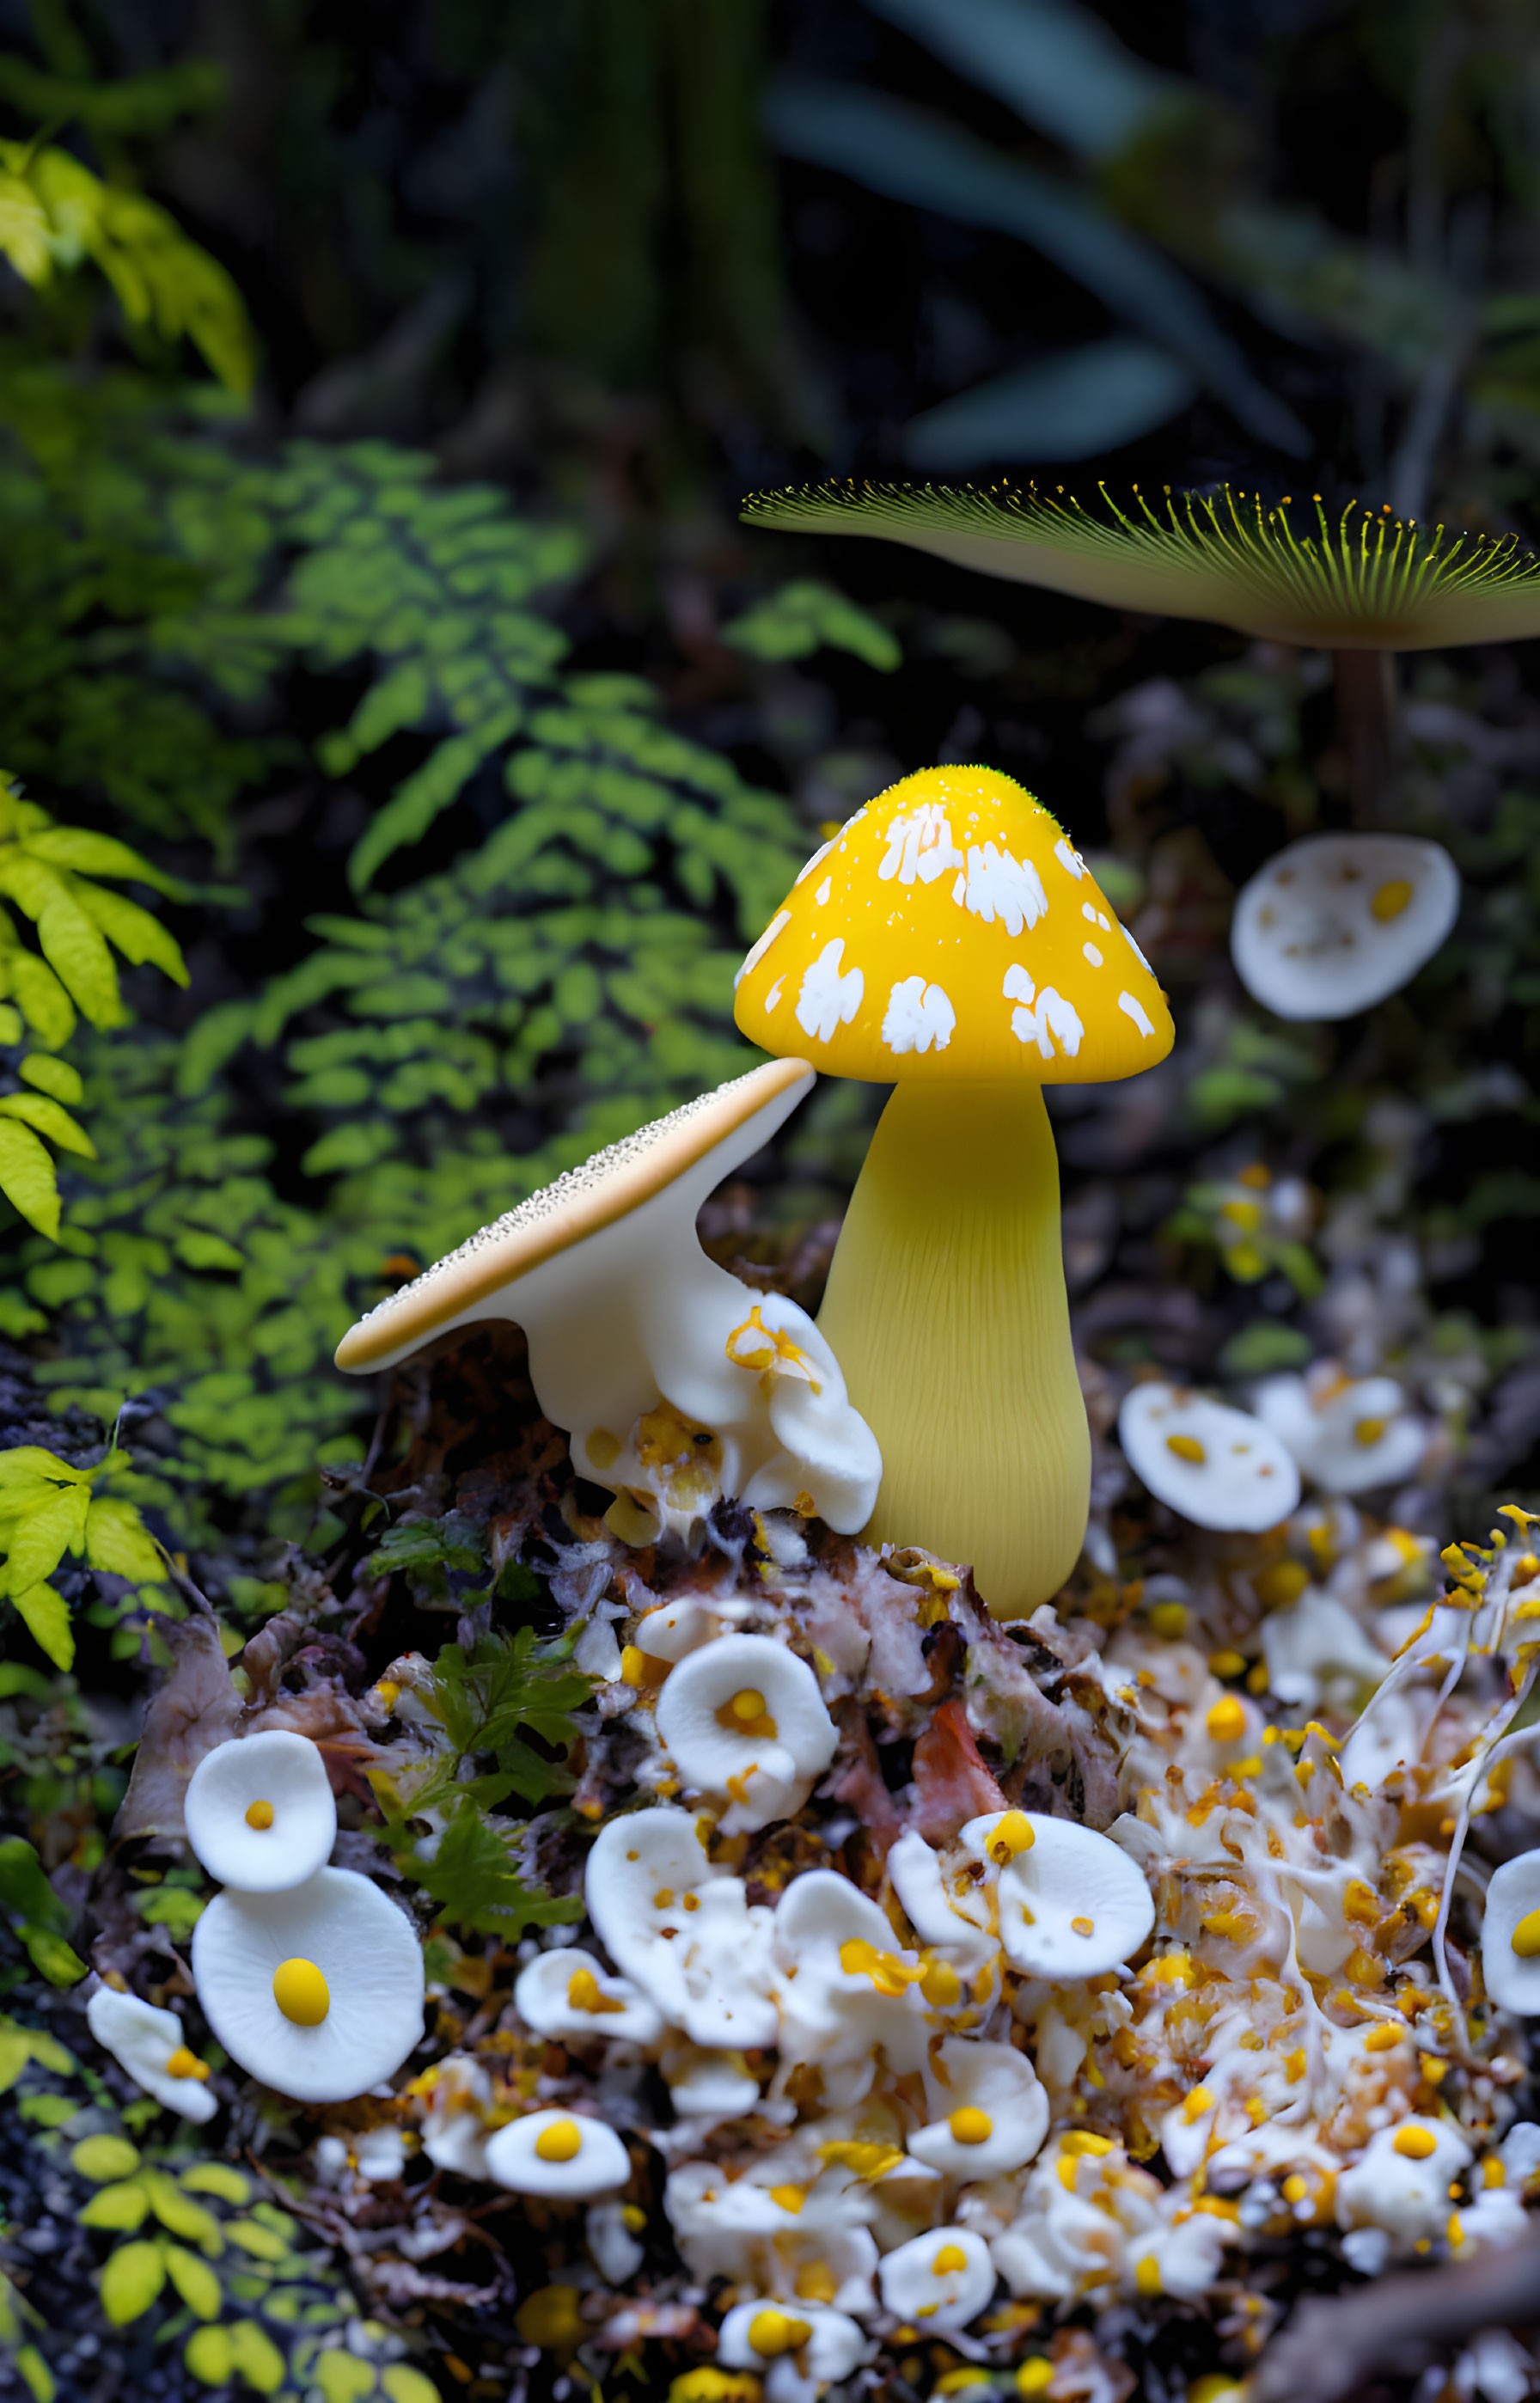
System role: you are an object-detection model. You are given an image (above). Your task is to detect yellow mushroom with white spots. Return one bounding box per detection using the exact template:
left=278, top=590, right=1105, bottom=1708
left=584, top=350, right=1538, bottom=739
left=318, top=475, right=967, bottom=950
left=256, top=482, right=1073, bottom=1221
left=190, top=1864, right=424, bottom=2104
left=654, top=1632, right=839, bottom=1834
left=907, top=2033, right=1048, bottom=2180
left=962, top=1810, right=1154, bottom=1981
left=334, top=1059, right=881, bottom=1542
left=877, top=2225, right=996, bottom=2331
left=1231, top=833, right=1458, bottom=1021
left=513, top=1947, right=664, bottom=2047
left=1255, top=1367, right=1427, bottom=1495
left=735, top=764, right=1173, bottom=1618
left=182, top=1729, right=338, bottom=1893
left=484, top=2107, right=631, bottom=2199
left=1118, top=1381, right=1300, bottom=1532
left=84, top=1984, right=217, bottom=2122
left=1480, top=1853, right=1540, bottom=2015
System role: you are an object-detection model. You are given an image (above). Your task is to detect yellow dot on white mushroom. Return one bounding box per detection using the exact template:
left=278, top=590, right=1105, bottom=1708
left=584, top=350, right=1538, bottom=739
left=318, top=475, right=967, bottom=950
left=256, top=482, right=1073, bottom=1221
left=1071, top=1916, right=1096, bottom=1937
left=1207, top=1697, right=1247, bottom=1743
left=245, top=1799, right=274, bottom=1830
left=272, top=1957, right=330, bottom=2025
left=1166, top=1433, right=1207, bottom=1464
left=769, top=2183, right=805, bottom=2213
left=1393, top=2126, right=1437, bottom=2159
left=165, top=2046, right=210, bottom=2082
left=932, top=2244, right=969, bottom=2276
left=987, top=1810, right=1035, bottom=1864
left=1510, top=1908, right=1540, bottom=1958
left=729, top=1687, right=767, bottom=1721
left=1354, top=1416, right=1388, bottom=1446
left=534, top=2117, right=584, bottom=2163
left=1371, top=878, right=1414, bottom=921
left=949, top=2106, right=993, bottom=2144
left=920, top=1958, right=962, bottom=2006
left=566, top=1967, right=621, bottom=2015
left=749, top=2309, right=811, bottom=2357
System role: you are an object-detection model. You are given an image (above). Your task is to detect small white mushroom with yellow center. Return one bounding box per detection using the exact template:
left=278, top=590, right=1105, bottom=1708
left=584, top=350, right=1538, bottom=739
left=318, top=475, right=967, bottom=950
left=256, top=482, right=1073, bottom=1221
left=664, top=2155, right=881, bottom=2310
left=1479, top=1853, right=1540, bottom=2015
left=877, top=2226, right=995, bottom=2331
left=584, top=1807, right=779, bottom=2048
left=182, top=1729, right=337, bottom=1892
left=718, top=2299, right=875, bottom=2403
left=771, top=1868, right=931, bottom=2104
left=962, top=1810, right=1154, bottom=1981
left=908, top=2034, right=1048, bottom=2180
left=885, top=1827, right=1000, bottom=1981
left=1118, top=1382, right=1300, bottom=1532
left=1231, top=832, right=1459, bottom=1021
left=514, top=1947, right=664, bottom=2046
left=191, top=1865, right=425, bottom=2105
left=655, top=1633, right=839, bottom=1835
left=414, top=2052, right=494, bottom=2179
left=659, top=2041, right=763, bottom=2117
left=484, top=2107, right=630, bottom=2199
left=1335, top=2118, right=1473, bottom=2250
left=84, top=1985, right=216, bottom=2123
left=1255, top=1368, right=1427, bottom=1495
left=334, top=1060, right=882, bottom=1543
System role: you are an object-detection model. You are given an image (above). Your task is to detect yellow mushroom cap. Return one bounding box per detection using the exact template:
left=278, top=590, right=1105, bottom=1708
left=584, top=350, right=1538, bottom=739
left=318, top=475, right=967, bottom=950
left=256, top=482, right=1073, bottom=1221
left=733, top=767, right=1171, bottom=1087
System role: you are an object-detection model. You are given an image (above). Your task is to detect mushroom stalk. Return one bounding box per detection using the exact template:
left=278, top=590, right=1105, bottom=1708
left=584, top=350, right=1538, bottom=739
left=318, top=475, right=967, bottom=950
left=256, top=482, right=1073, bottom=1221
left=817, top=1079, right=1089, bottom=1617
left=1331, top=647, right=1400, bottom=828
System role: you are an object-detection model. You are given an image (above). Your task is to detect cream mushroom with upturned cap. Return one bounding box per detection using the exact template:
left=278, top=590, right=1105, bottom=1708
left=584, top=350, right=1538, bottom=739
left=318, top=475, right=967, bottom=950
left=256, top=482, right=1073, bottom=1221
left=191, top=1865, right=425, bottom=2104
left=735, top=766, right=1173, bottom=1617
left=182, top=1729, right=337, bottom=1892
left=334, top=1060, right=881, bottom=1544
left=513, top=1947, right=664, bottom=2047
left=877, top=2226, right=995, bottom=2331
left=654, top=1632, right=839, bottom=1834
left=908, top=2034, right=1048, bottom=2180
left=85, top=1985, right=217, bottom=2122
left=1118, top=1381, right=1300, bottom=1532
left=1480, top=1853, right=1540, bottom=2015
left=583, top=1806, right=779, bottom=2049
left=1255, top=1367, right=1427, bottom=1495
left=961, top=1810, right=1154, bottom=1980
left=1231, top=833, right=1458, bottom=1021
left=484, top=2108, right=630, bottom=2199
left=718, top=2300, right=875, bottom=2403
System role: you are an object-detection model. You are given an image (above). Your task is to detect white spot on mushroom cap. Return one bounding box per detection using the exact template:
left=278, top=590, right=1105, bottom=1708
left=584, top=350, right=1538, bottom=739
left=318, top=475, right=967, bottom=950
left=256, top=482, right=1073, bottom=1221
left=962, top=1812, right=1154, bottom=1979
left=1119, top=990, right=1155, bottom=1037
left=484, top=2108, right=630, bottom=2198
left=191, top=1866, right=424, bottom=2104
left=183, top=1730, right=337, bottom=1894
left=1231, top=833, right=1458, bottom=1020
left=736, top=908, right=791, bottom=987
left=1055, top=835, right=1086, bottom=878
left=815, top=876, right=832, bottom=906
left=877, top=2225, right=996, bottom=2332
left=795, top=838, right=835, bottom=887
left=882, top=975, right=956, bottom=1055
left=1084, top=942, right=1103, bottom=967
left=956, top=841, right=1048, bottom=936
left=1004, top=963, right=1084, bottom=1059
left=797, top=939, right=865, bottom=1043
left=764, top=975, right=785, bottom=1012
left=1118, top=1381, right=1301, bottom=1531
left=879, top=803, right=963, bottom=886
left=85, top=1986, right=217, bottom=2123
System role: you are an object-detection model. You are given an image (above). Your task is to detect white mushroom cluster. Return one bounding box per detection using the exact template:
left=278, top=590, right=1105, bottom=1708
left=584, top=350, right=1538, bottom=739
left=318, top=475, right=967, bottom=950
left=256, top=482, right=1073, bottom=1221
left=184, top=1730, right=425, bottom=2105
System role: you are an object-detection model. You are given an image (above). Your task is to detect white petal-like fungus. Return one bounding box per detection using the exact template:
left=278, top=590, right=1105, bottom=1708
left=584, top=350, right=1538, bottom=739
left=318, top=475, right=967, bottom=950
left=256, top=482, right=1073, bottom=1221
left=1118, top=1381, right=1300, bottom=1532
left=1335, top=2119, right=1473, bottom=2247
left=718, top=2299, right=874, bottom=2403
left=484, top=2107, right=630, bottom=2199
left=191, top=1865, right=424, bottom=2104
left=85, top=1984, right=216, bottom=2122
left=1481, top=1852, right=1540, bottom=2015
left=182, top=1729, right=337, bottom=1893
left=877, top=2225, right=995, bottom=2331
left=908, top=2034, right=1048, bottom=2180
left=1259, top=1583, right=1390, bottom=1710
left=1232, top=832, right=1458, bottom=1021
left=584, top=1807, right=779, bottom=2047
left=1255, top=1369, right=1427, bottom=1494
left=961, top=1811, right=1153, bottom=1981
left=514, top=1947, right=664, bottom=2046
left=886, top=1827, right=1000, bottom=1978
left=660, top=2043, right=763, bottom=2118
left=336, top=1061, right=881, bottom=1539
left=415, top=2052, right=493, bottom=2179
left=655, top=1633, right=839, bottom=1833
left=587, top=2198, right=645, bottom=2285
left=772, top=1869, right=931, bottom=2101
left=664, top=2156, right=881, bottom=2310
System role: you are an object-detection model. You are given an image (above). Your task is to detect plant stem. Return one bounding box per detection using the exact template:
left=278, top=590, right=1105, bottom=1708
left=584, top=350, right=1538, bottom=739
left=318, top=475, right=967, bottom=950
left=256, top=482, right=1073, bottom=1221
left=1331, top=646, right=1399, bottom=827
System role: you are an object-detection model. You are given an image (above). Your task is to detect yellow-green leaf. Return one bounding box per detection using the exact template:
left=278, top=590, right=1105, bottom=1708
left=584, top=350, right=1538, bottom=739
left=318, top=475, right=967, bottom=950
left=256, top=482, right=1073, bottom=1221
left=15, top=2343, right=54, bottom=2403
left=162, top=2244, right=222, bottom=2320
left=71, top=2134, right=142, bottom=2182
left=228, top=2320, right=285, bottom=2394
left=21, top=1923, right=85, bottom=1984
left=72, top=884, right=187, bottom=987
left=100, top=2238, right=165, bottom=2326
left=223, top=2217, right=287, bottom=2262
left=24, top=829, right=184, bottom=894
left=34, top=892, right=121, bottom=1026
left=0, top=168, right=51, bottom=284
left=178, top=2162, right=251, bottom=2205
left=0, top=2028, right=29, bottom=2093
left=78, top=2180, right=150, bottom=2232
left=315, top=2354, right=376, bottom=2403
left=381, top=2369, right=443, bottom=2403
left=84, top=1496, right=163, bottom=1581
left=4, top=1482, right=90, bottom=1590
left=9, top=951, right=76, bottom=1048
left=10, top=1583, right=73, bottom=1673
left=0, top=1117, right=59, bottom=1240
left=143, top=2168, right=222, bottom=2252
left=18, top=1054, right=82, bottom=1104
left=0, top=1447, right=88, bottom=1488
left=183, top=2324, right=235, bottom=2388
left=0, top=1092, right=95, bottom=1157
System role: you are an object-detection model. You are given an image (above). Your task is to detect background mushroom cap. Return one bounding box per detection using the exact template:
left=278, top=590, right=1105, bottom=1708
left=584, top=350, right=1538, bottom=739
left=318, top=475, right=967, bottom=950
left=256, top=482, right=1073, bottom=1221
left=733, top=766, right=1171, bottom=1085
left=1231, top=833, right=1459, bottom=1021
left=741, top=480, right=1540, bottom=651
left=335, top=1055, right=813, bottom=1372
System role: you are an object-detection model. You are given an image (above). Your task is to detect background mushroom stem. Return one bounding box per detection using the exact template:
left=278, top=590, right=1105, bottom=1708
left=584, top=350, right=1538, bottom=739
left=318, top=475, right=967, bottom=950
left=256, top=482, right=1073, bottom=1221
left=1331, top=646, right=1402, bottom=827
left=817, top=1079, right=1089, bottom=1620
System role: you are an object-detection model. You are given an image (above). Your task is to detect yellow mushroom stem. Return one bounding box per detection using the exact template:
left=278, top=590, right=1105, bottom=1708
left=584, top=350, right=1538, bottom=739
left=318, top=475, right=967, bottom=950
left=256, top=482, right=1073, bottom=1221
left=818, top=1079, right=1088, bottom=1618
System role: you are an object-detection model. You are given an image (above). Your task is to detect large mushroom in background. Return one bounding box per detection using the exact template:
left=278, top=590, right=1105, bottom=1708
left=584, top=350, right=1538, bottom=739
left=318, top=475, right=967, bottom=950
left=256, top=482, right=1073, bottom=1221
left=734, top=762, right=1173, bottom=1619
left=739, top=479, right=1540, bottom=825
